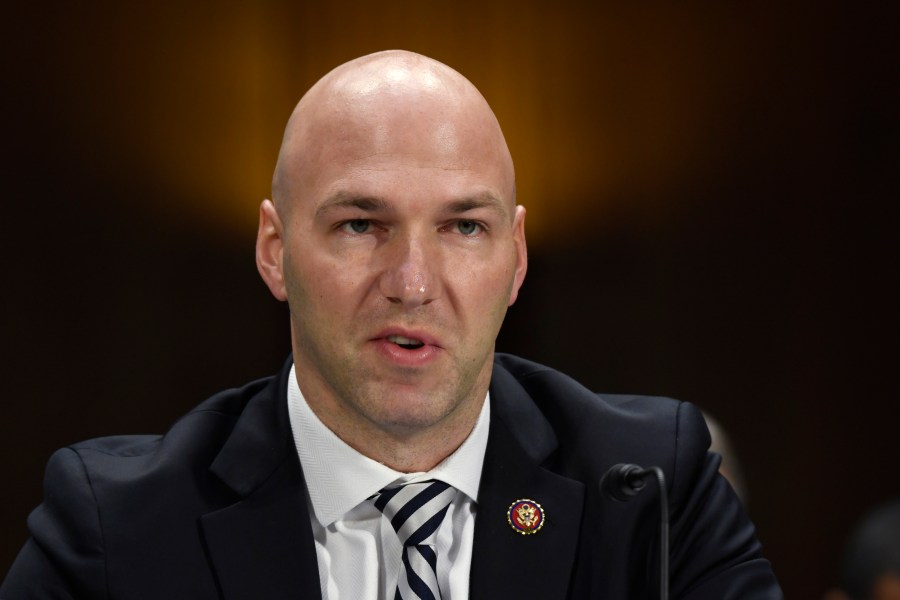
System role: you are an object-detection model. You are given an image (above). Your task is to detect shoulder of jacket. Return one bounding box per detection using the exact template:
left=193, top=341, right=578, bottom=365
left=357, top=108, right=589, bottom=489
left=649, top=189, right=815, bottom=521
left=66, top=372, right=277, bottom=463
left=494, top=352, right=681, bottom=414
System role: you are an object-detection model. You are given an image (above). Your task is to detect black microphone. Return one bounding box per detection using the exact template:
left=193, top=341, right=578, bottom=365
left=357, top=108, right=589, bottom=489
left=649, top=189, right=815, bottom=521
left=600, top=463, right=650, bottom=501
left=599, top=463, right=669, bottom=600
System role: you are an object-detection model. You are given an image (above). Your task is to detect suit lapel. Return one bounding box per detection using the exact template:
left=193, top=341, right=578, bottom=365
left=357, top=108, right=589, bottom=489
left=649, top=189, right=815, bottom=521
left=469, top=363, right=585, bottom=600
left=199, top=361, right=322, bottom=599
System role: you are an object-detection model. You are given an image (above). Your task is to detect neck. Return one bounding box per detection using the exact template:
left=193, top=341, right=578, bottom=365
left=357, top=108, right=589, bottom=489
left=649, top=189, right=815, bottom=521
left=319, top=395, right=484, bottom=472
left=295, top=378, right=487, bottom=473
left=360, top=419, right=480, bottom=473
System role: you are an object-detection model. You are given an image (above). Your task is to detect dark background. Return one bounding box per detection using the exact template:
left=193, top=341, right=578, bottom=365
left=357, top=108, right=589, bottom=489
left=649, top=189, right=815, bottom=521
left=2, top=2, right=897, bottom=597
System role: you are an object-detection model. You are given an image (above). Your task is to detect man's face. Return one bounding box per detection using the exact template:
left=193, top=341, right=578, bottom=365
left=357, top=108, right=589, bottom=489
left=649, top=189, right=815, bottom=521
left=267, top=81, right=526, bottom=442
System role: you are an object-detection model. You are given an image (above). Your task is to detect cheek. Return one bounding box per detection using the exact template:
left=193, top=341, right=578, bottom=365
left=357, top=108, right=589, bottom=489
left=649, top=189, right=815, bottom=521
left=453, top=255, right=516, bottom=317
left=285, top=243, right=371, bottom=314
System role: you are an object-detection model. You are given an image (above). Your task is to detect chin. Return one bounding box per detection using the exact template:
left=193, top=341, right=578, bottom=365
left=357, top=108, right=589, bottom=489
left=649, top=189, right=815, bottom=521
left=364, top=389, right=460, bottom=430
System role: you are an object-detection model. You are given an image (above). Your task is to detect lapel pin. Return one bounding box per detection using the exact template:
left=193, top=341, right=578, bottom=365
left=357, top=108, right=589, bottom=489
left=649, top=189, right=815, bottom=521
left=507, top=499, right=545, bottom=535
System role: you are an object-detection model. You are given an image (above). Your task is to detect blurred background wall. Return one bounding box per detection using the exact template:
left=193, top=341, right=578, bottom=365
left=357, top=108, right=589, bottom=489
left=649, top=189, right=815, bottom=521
left=2, top=1, right=897, bottom=596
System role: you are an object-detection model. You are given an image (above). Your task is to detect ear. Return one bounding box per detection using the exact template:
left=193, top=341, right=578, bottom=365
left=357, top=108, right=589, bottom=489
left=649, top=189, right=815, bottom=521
left=256, top=199, right=288, bottom=301
left=507, top=205, right=528, bottom=306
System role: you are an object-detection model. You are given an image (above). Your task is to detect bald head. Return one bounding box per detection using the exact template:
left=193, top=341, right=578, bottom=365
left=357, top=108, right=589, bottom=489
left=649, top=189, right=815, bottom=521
left=272, top=50, right=515, bottom=218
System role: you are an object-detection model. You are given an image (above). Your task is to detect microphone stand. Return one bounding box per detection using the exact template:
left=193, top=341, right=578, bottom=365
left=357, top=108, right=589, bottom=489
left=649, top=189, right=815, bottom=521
left=600, top=464, right=669, bottom=600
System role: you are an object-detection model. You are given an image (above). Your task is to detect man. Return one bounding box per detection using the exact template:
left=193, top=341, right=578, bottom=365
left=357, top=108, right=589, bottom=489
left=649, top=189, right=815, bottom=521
left=1, top=50, right=782, bottom=599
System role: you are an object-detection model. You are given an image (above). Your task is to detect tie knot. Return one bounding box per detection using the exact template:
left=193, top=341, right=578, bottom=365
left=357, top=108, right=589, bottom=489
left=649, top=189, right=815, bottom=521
left=373, top=480, right=455, bottom=547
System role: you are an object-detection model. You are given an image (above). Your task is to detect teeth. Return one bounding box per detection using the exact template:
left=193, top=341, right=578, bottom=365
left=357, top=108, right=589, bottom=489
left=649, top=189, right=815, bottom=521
left=387, top=334, right=424, bottom=347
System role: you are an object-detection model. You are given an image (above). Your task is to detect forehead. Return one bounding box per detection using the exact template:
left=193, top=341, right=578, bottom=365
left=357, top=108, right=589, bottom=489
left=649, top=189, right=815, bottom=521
left=308, top=149, right=513, bottom=222
left=278, top=66, right=515, bottom=215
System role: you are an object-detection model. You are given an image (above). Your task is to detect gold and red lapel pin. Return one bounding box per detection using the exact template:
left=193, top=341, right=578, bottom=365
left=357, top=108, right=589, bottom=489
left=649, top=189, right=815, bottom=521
left=507, top=499, right=545, bottom=535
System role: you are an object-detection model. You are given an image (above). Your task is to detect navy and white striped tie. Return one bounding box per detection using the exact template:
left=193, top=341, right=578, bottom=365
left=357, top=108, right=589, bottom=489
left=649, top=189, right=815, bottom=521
left=372, top=480, right=456, bottom=600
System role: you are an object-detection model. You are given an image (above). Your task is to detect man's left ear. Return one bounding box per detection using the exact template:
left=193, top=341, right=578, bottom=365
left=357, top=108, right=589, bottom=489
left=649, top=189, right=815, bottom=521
left=256, top=199, right=288, bottom=301
left=508, top=205, right=528, bottom=306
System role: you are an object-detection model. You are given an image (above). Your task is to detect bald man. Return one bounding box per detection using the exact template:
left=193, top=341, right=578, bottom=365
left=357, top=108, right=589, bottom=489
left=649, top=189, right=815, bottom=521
left=2, top=51, right=781, bottom=599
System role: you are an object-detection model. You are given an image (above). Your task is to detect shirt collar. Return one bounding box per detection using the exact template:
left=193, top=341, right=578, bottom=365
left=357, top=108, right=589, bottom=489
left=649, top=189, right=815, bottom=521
left=286, top=364, right=490, bottom=527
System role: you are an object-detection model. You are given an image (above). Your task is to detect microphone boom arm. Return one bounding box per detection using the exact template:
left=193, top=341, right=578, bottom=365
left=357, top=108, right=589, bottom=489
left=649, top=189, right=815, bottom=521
left=600, top=464, right=669, bottom=600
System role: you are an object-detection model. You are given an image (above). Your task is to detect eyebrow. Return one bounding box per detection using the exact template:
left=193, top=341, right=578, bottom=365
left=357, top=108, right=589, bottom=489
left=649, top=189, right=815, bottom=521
left=445, top=192, right=508, bottom=217
left=315, top=192, right=390, bottom=218
left=315, top=190, right=510, bottom=219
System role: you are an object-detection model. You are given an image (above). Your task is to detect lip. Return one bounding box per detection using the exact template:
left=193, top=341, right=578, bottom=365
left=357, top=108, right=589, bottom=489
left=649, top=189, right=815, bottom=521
left=372, top=328, right=442, bottom=347
left=370, top=328, right=443, bottom=368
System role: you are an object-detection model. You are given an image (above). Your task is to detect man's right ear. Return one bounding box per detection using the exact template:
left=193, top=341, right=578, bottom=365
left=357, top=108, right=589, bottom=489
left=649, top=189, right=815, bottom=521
left=256, top=199, right=288, bottom=301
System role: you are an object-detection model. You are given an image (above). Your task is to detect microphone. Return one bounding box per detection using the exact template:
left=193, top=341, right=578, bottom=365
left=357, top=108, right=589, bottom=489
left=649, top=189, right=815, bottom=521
left=599, top=463, right=669, bottom=600
left=599, top=463, right=649, bottom=501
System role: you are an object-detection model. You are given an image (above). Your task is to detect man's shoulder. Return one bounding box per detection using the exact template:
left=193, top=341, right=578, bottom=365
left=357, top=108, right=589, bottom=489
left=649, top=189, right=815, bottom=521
left=492, top=352, right=683, bottom=416
left=62, top=373, right=278, bottom=480
left=491, top=352, right=708, bottom=469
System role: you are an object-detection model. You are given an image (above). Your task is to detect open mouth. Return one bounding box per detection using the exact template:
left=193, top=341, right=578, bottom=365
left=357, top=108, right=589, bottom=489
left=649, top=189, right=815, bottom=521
left=386, top=334, right=426, bottom=350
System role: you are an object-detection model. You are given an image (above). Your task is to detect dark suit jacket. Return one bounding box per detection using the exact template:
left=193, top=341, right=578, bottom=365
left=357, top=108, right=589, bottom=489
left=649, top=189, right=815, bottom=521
left=2, top=354, right=781, bottom=599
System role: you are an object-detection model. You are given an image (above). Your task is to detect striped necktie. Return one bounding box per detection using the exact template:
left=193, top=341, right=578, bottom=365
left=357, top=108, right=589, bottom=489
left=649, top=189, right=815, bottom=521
left=372, top=480, right=456, bottom=600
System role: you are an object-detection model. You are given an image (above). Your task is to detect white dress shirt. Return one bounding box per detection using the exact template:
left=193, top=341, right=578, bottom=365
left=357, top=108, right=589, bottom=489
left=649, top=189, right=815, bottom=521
left=287, top=365, right=489, bottom=600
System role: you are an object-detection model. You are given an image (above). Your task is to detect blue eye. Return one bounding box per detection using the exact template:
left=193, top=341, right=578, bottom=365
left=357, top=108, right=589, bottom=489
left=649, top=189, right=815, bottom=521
left=457, top=221, right=480, bottom=235
left=343, top=219, right=370, bottom=234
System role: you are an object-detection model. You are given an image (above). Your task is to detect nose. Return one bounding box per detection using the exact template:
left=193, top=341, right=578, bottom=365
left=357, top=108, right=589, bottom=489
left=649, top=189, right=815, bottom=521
left=378, top=231, right=439, bottom=309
